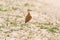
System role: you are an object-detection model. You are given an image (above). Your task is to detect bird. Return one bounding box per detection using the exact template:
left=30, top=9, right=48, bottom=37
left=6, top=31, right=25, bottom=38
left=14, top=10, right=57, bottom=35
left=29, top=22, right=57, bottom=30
left=25, top=9, right=32, bottom=23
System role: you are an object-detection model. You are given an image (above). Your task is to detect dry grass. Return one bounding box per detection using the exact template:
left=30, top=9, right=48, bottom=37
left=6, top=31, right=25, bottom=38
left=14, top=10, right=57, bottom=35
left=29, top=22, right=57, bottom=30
left=0, top=0, right=60, bottom=40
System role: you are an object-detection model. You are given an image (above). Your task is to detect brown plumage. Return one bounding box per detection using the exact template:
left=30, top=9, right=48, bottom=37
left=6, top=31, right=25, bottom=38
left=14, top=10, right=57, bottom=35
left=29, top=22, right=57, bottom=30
left=25, top=10, right=32, bottom=23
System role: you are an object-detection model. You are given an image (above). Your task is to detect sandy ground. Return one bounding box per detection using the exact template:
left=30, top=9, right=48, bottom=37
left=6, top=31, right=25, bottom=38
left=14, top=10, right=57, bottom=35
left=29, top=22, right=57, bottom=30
left=0, top=0, right=60, bottom=40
